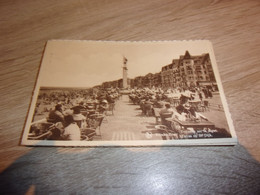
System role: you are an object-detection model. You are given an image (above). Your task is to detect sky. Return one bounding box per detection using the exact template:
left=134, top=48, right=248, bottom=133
left=38, top=40, right=213, bottom=88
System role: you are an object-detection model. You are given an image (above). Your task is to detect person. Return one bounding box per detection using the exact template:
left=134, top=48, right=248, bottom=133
left=159, top=103, right=174, bottom=127
left=106, top=93, right=115, bottom=104
left=179, top=94, right=189, bottom=105
left=47, top=104, right=64, bottom=124
left=159, top=103, right=174, bottom=115
left=153, top=97, right=164, bottom=109
left=98, top=100, right=109, bottom=114
left=175, top=102, right=191, bottom=121
left=198, top=91, right=203, bottom=101
left=202, top=88, right=209, bottom=98
left=175, top=102, right=207, bottom=122
left=143, top=98, right=153, bottom=116
left=71, top=107, right=96, bottom=141
left=62, top=115, right=81, bottom=141
left=176, top=103, right=189, bottom=115
left=73, top=102, right=86, bottom=110
left=72, top=107, right=87, bottom=128
left=208, top=89, right=213, bottom=98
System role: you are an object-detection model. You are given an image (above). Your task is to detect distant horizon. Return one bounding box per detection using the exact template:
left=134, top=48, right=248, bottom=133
left=40, top=70, right=160, bottom=89
left=40, top=86, right=91, bottom=90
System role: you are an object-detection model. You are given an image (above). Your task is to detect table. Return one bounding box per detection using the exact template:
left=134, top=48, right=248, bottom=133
left=166, top=118, right=215, bottom=130
left=1, top=1, right=259, bottom=194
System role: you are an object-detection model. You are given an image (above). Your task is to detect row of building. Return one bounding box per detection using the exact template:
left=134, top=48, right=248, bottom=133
left=100, top=51, right=216, bottom=90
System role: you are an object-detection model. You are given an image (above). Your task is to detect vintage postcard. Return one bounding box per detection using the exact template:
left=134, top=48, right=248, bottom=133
left=21, top=40, right=237, bottom=146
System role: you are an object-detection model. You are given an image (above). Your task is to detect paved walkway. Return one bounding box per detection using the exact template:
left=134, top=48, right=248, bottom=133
left=100, top=95, right=158, bottom=141
left=99, top=94, right=230, bottom=141
left=201, top=94, right=229, bottom=130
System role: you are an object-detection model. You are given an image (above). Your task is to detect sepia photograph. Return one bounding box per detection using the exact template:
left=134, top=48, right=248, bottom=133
left=21, top=40, right=237, bottom=146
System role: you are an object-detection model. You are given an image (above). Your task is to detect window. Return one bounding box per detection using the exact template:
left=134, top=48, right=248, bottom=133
left=185, top=60, right=191, bottom=65
left=197, top=76, right=203, bottom=80
left=196, top=66, right=201, bottom=70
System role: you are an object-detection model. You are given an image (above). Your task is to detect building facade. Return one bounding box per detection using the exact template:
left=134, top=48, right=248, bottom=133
left=99, top=51, right=216, bottom=90
left=161, top=51, right=216, bottom=88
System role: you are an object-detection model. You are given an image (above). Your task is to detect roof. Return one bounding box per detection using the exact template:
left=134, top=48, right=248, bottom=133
left=183, top=50, right=191, bottom=59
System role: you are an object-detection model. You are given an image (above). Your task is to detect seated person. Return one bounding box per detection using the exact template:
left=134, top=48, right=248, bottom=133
left=175, top=103, right=207, bottom=121
left=72, top=107, right=87, bottom=128
left=160, top=103, right=173, bottom=114
left=159, top=103, right=174, bottom=127
left=173, top=107, right=188, bottom=121
left=106, top=94, right=115, bottom=104
left=47, top=104, right=64, bottom=124
left=153, top=97, right=164, bottom=108
left=62, top=115, right=81, bottom=141
left=179, top=94, right=189, bottom=105
left=98, top=100, right=109, bottom=114
left=86, top=101, right=95, bottom=110
left=189, top=107, right=208, bottom=121
left=139, top=99, right=146, bottom=114
left=72, top=102, right=86, bottom=111
left=144, top=98, right=153, bottom=116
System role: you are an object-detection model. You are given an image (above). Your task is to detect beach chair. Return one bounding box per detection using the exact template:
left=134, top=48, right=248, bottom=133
left=88, top=113, right=105, bottom=137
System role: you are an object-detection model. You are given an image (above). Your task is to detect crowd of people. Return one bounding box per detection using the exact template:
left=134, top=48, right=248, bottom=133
left=29, top=85, right=216, bottom=140
left=129, top=86, right=214, bottom=129
left=29, top=88, right=120, bottom=141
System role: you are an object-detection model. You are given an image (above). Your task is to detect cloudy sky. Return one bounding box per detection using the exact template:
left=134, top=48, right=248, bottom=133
left=38, top=40, right=213, bottom=88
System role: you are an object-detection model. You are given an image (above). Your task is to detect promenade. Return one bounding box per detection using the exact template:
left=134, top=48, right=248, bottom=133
left=99, top=94, right=230, bottom=141
left=100, top=95, right=157, bottom=141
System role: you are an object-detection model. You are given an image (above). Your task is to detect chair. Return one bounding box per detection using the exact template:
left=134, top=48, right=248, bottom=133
left=144, top=103, right=153, bottom=116
left=201, top=100, right=209, bottom=112
left=74, top=119, right=87, bottom=129
left=80, top=128, right=96, bottom=141
left=134, top=96, right=140, bottom=105
left=139, top=101, right=145, bottom=114
left=73, top=119, right=96, bottom=141
left=28, top=122, right=56, bottom=140
left=106, top=103, right=115, bottom=115
left=88, top=114, right=105, bottom=137
left=160, top=112, right=173, bottom=128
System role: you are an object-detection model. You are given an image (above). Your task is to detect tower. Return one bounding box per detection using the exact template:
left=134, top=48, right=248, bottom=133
left=122, top=56, right=128, bottom=88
